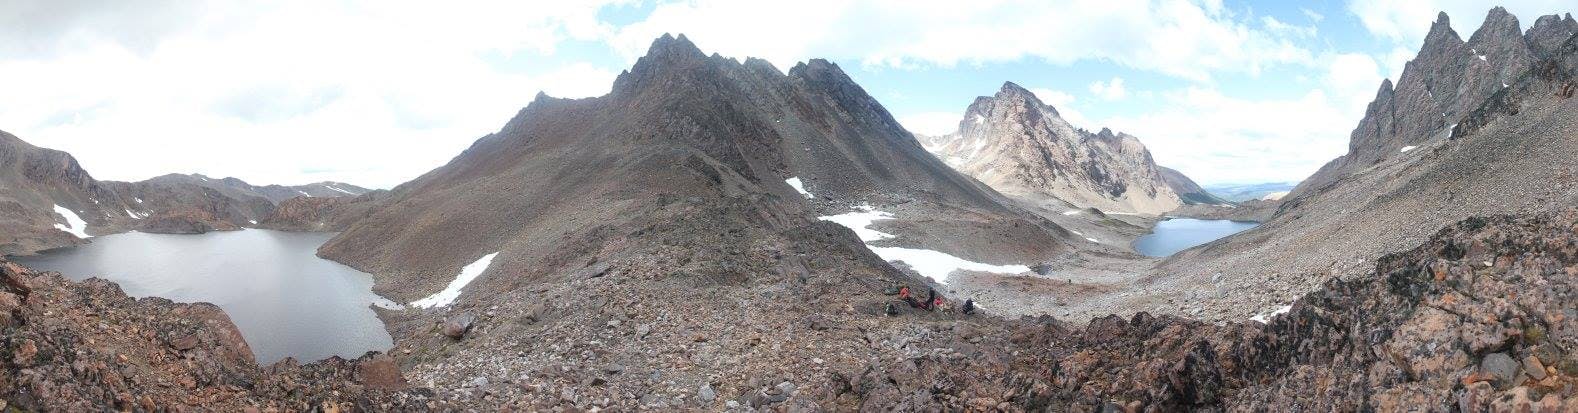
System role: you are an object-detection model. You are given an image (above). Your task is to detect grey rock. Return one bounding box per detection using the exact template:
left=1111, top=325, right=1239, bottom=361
left=697, top=383, right=717, bottom=402
left=442, top=313, right=476, bottom=339
left=1481, top=352, right=1521, bottom=386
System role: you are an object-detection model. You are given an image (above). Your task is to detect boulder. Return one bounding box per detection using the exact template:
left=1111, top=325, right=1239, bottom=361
left=442, top=313, right=476, bottom=339
left=1480, top=353, right=1522, bottom=388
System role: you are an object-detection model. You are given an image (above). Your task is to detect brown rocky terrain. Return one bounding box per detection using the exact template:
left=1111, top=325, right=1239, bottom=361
left=1150, top=8, right=1578, bottom=322
left=921, top=83, right=1184, bottom=215
left=10, top=205, right=1578, bottom=410
left=258, top=190, right=390, bottom=232
left=0, top=259, right=423, bottom=410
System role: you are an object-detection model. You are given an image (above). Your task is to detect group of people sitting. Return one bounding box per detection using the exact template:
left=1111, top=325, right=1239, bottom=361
left=887, top=285, right=976, bottom=316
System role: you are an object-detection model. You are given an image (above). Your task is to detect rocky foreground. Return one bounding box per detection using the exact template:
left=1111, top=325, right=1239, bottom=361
left=0, top=260, right=423, bottom=410
left=6, top=209, right=1578, bottom=410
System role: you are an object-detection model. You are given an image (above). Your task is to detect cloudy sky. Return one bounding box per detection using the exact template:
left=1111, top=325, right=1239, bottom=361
left=2, top=0, right=1573, bottom=188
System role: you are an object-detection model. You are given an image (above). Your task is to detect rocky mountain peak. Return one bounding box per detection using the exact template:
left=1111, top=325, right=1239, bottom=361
left=991, top=81, right=1059, bottom=117
left=1423, top=11, right=1465, bottom=50
left=786, top=58, right=850, bottom=83
left=610, top=33, right=712, bottom=95
left=1467, top=7, right=1524, bottom=45
left=1525, top=13, right=1578, bottom=56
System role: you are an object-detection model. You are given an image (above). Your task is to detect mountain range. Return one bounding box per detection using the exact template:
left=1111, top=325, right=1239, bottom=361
left=0, top=130, right=370, bottom=254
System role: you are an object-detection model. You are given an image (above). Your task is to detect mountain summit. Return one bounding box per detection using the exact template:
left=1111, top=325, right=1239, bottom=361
left=921, top=82, right=1183, bottom=214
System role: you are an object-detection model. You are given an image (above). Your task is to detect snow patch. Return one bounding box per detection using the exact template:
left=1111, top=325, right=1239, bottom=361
left=866, top=247, right=1031, bottom=284
left=1250, top=304, right=1293, bottom=323
left=785, top=177, right=814, bottom=199
left=296, top=190, right=312, bottom=197
left=325, top=185, right=356, bottom=195
left=125, top=208, right=148, bottom=219
left=1084, top=237, right=1100, bottom=243
left=972, top=114, right=985, bottom=124
left=819, top=205, right=1028, bottom=284
left=134, top=198, right=143, bottom=203
left=819, top=206, right=895, bottom=242
left=1062, top=210, right=1080, bottom=216
left=1447, top=123, right=1458, bottom=138
left=52, top=204, right=90, bottom=238
left=1399, top=146, right=1417, bottom=153
left=410, top=252, right=500, bottom=308
left=248, top=220, right=258, bottom=225
left=1261, top=191, right=1289, bottom=201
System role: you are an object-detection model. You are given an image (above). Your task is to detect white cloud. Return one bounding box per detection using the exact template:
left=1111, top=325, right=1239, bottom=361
left=608, top=0, right=1314, bottom=82
left=1028, top=88, right=1093, bottom=129
left=1088, top=77, right=1128, bottom=101
left=1325, top=53, right=1384, bottom=110
left=0, top=1, right=621, bottom=188
left=1301, top=8, right=1326, bottom=22
left=897, top=111, right=963, bottom=136
left=1028, top=88, right=1076, bottom=107
left=1092, top=86, right=1358, bottom=185
left=1262, top=16, right=1318, bottom=38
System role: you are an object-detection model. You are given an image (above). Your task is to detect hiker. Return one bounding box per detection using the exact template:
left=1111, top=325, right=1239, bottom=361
left=961, top=299, right=976, bottom=315
left=922, top=288, right=938, bottom=310
left=899, top=286, right=925, bottom=309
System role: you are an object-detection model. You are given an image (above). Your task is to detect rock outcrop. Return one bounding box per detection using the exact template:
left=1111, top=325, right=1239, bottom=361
left=922, top=82, right=1182, bottom=214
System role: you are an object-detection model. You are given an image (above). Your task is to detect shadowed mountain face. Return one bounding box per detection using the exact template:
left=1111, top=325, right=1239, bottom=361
left=921, top=82, right=1182, bottom=214
left=318, top=34, right=1057, bottom=302
left=1158, top=8, right=1578, bottom=320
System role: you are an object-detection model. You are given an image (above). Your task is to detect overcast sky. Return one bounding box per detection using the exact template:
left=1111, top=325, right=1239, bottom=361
left=1, top=0, right=1573, bottom=188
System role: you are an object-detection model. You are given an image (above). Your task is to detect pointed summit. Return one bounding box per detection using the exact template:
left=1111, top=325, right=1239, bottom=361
left=993, top=82, right=1059, bottom=116
left=644, top=33, right=704, bottom=60
left=1469, top=6, right=1523, bottom=43
left=1423, top=11, right=1463, bottom=47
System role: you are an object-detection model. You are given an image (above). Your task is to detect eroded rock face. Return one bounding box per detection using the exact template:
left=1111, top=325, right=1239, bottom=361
left=0, top=259, right=421, bottom=410
left=922, top=82, right=1183, bottom=214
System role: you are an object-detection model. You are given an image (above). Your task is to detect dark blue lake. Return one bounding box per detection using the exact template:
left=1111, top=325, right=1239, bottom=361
left=1133, top=218, right=1258, bottom=257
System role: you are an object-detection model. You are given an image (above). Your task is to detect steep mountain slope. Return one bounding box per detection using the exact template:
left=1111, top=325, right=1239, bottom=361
left=922, top=83, right=1182, bottom=214
left=147, top=173, right=370, bottom=204
left=0, top=130, right=123, bottom=254
left=1158, top=166, right=1227, bottom=205
left=319, top=34, right=1064, bottom=299
left=1154, top=8, right=1578, bottom=321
